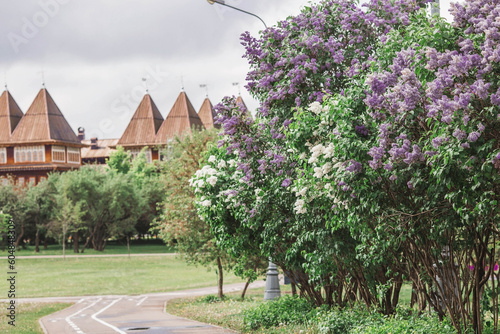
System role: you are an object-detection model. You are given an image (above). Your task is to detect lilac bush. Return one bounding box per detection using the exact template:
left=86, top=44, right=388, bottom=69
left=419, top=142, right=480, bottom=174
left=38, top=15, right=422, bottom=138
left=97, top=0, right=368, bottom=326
left=194, top=0, right=500, bottom=330
left=290, top=2, right=500, bottom=331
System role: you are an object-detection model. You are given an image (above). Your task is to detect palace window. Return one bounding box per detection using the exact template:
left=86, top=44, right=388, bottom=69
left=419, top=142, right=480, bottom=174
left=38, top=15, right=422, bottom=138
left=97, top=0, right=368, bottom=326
left=129, top=148, right=152, bottom=163
left=67, top=147, right=80, bottom=164
left=52, top=146, right=66, bottom=163
left=14, top=146, right=45, bottom=163
left=29, top=177, right=36, bottom=185
left=18, top=177, right=25, bottom=186
left=0, top=148, right=6, bottom=164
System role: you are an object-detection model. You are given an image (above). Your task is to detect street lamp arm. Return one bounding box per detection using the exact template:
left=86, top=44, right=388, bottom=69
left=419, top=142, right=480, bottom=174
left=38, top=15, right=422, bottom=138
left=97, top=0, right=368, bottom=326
left=207, top=0, right=267, bottom=29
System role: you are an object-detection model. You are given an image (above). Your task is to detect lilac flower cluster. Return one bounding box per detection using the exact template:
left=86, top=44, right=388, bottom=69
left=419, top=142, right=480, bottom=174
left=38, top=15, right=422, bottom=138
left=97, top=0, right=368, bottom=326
left=363, top=0, right=500, bottom=172
left=241, top=0, right=430, bottom=118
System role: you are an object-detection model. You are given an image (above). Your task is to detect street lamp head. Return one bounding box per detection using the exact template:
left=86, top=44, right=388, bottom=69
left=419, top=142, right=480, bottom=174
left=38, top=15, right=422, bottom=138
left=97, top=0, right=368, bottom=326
left=207, top=0, right=225, bottom=4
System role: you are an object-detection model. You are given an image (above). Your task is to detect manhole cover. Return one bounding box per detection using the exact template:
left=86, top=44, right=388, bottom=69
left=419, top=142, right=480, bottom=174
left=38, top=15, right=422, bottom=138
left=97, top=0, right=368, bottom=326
left=127, top=327, right=150, bottom=331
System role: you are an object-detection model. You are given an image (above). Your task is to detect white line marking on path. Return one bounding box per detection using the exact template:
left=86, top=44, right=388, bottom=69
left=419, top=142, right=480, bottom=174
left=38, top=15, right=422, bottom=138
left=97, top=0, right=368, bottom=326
left=65, top=298, right=102, bottom=334
left=91, top=298, right=126, bottom=334
left=136, top=296, right=147, bottom=306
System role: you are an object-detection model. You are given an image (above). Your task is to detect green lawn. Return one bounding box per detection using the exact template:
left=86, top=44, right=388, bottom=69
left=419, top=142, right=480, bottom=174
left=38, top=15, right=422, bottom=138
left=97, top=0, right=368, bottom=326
left=167, top=286, right=311, bottom=334
left=1, top=256, right=244, bottom=298
left=0, top=302, right=71, bottom=333
left=0, top=241, right=174, bottom=257
left=166, top=283, right=422, bottom=334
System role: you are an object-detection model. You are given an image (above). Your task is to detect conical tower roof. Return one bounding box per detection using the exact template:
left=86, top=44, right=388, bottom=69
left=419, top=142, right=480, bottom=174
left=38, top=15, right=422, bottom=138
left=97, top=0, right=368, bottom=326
left=118, top=94, right=164, bottom=147
left=10, top=88, right=80, bottom=144
left=198, top=97, right=219, bottom=129
left=0, top=90, right=24, bottom=143
left=156, top=91, right=205, bottom=144
left=236, top=95, right=253, bottom=121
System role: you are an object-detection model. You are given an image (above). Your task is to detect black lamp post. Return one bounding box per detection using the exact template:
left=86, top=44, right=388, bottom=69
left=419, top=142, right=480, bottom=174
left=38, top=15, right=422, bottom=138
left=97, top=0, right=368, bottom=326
left=207, top=0, right=268, bottom=29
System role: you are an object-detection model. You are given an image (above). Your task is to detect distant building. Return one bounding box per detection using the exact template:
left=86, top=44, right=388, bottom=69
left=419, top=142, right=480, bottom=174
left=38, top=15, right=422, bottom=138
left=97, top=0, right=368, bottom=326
left=0, top=88, right=83, bottom=185
left=80, top=138, right=119, bottom=165
left=1, top=86, right=238, bottom=174
left=83, top=91, right=207, bottom=164
left=114, top=93, right=164, bottom=163
left=198, top=97, right=219, bottom=129
left=155, top=91, right=205, bottom=146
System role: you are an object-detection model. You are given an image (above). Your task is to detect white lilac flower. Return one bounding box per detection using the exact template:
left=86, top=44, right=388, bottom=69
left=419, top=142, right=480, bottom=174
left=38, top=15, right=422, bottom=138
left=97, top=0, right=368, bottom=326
left=294, top=199, right=306, bottom=214
left=308, top=156, right=319, bottom=164
left=207, top=175, right=218, bottom=186
left=323, top=144, right=335, bottom=158
left=299, top=152, right=306, bottom=160
left=217, top=160, right=227, bottom=169
left=309, top=101, right=322, bottom=115
left=313, top=167, right=324, bottom=178
left=310, top=143, right=325, bottom=154
left=228, top=159, right=237, bottom=167
left=208, top=155, right=216, bottom=163
left=322, top=162, right=332, bottom=175
left=200, top=200, right=212, bottom=207
left=297, top=187, right=308, bottom=197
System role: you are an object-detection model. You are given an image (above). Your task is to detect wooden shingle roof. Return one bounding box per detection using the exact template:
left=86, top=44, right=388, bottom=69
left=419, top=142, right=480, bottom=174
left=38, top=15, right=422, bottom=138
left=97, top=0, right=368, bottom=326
left=10, top=88, right=81, bottom=145
left=156, top=91, right=205, bottom=144
left=198, top=97, right=220, bottom=129
left=236, top=95, right=253, bottom=120
left=118, top=94, right=164, bottom=147
left=0, top=90, right=24, bottom=144
left=81, top=138, right=119, bottom=160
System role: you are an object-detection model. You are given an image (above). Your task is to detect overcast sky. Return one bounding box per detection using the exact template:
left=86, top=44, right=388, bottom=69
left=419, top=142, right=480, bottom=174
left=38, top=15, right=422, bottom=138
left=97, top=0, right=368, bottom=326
left=1, top=0, right=453, bottom=140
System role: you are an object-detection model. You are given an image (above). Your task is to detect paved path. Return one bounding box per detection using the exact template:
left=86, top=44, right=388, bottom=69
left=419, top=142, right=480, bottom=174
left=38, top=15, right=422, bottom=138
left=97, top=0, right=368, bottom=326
left=26, top=281, right=266, bottom=334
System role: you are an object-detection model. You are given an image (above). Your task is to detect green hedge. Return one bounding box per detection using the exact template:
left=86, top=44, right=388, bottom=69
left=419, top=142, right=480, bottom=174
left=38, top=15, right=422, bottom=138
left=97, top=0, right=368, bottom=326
left=243, top=295, right=458, bottom=333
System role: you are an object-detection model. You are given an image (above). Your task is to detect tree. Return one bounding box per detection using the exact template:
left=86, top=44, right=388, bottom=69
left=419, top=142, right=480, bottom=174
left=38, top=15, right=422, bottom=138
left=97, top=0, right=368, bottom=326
left=108, top=147, right=165, bottom=239
left=23, top=180, right=57, bottom=252
left=194, top=0, right=430, bottom=308
left=106, top=146, right=131, bottom=174
left=47, top=173, right=85, bottom=257
left=288, top=3, right=499, bottom=332
left=47, top=168, right=142, bottom=252
left=153, top=129, right=262, bottom=299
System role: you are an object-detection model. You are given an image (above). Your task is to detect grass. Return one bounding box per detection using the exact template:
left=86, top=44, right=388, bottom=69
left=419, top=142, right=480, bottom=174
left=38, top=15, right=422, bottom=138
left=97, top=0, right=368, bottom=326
left=0, top=302, right=71, bottom=333
left=167, top=285, right=312, bottom=334
left=166, top=283, right=417, bottom=334
left=0, top=240, right=174, bottom=256
left=0, top=256, right=245, bottom=298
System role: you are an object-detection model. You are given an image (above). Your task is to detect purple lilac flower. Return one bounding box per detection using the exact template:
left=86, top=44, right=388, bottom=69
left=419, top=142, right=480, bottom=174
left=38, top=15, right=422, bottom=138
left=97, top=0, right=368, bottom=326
left=355, top=124, right=369, bottom=136
left=432, top=136, right=448, bottom=148
left=407, top=181, right=414, bottom=189
left=453, top=128, right=467, bottom=140
left=281, top=178, right=292, bottom=187
left=346, top=160, right=362, bottom=173
left=468, top=131, right=480, bottom=142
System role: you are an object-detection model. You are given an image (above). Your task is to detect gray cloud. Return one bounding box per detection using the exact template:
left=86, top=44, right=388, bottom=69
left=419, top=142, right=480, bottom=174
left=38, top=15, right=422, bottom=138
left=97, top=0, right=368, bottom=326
left=0, top=0, right=311, bottom=138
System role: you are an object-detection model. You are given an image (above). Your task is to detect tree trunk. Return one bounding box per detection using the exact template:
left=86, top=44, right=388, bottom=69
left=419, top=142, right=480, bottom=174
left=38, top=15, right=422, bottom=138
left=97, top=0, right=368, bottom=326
left=14, top=223, right=24, bottom=250
left=35, top=229, right=40, bottom=253
left=81, top=236, right=91, bottom=253
left=127, top=235, right=130, bottom=259
left=291, top=282, right=297, bottom=296
left=241, top=277, right=251, bottom=300
left=392, top=278, right=403, bottom=310
left=217, top=256, right=224, bottom=299
left=43, top=238, right=48, bottom=249
left=73, top=231, right=79, bottom=253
